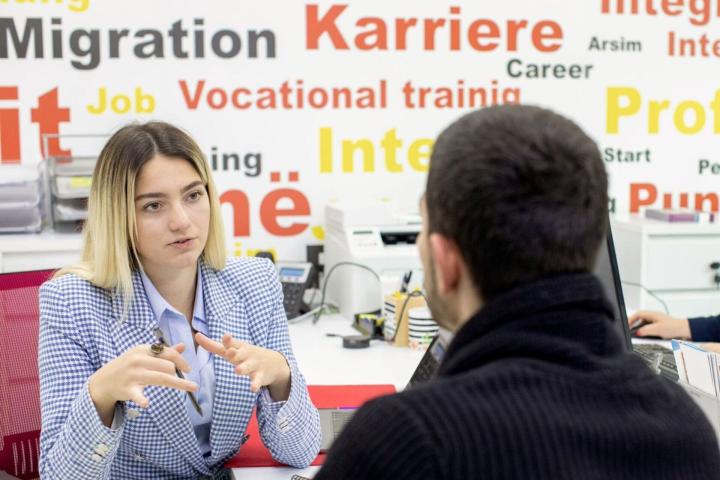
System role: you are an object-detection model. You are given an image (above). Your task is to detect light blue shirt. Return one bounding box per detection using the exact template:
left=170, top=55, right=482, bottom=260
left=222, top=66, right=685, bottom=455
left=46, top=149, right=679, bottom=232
left=140, top=266, right=215, bottom=458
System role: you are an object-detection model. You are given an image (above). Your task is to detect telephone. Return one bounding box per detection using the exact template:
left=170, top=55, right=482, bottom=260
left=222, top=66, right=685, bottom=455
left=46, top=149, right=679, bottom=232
left=277, top=261, right=315, bottom=320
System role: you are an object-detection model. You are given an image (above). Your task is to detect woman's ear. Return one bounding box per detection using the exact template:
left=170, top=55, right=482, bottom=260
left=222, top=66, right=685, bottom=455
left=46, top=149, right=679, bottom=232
left=428, top=233, right=462, bottom=295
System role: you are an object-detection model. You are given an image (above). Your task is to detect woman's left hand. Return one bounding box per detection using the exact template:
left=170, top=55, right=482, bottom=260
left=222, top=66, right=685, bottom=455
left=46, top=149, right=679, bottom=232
left=195, top=332, right=291, bottom=401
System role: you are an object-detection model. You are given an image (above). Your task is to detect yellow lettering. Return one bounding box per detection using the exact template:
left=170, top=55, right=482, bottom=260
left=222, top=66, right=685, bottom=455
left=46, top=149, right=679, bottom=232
left=87, top=87, right=155, bottom=115
left=342, top=139, right=375, bottom=173
left=606, top=87, right=641, bottom=134
left=319, top=127, right=333, bottom=173
left=68, top=0, right=88, bottom=12
left=648, top=100, right=670, bottom=134
left=380, top=128, right=403, bottom=173
left=408, top=139, right=433, bottom=172
left=136, top=87, right=155, bottom=113
left=712, top=90, right=720, bottom=134
left=111, top=94, right=131, bottom=114
left=86, top=87, right=106, bottom=115
left=674, top=100, right=706, bottom=134
left=320, top=127, right=433, bottom=174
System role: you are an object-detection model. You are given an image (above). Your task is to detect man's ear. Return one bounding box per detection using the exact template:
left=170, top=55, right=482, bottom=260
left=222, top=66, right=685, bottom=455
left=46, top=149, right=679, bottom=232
left=428, top=233, right=462, bottom=294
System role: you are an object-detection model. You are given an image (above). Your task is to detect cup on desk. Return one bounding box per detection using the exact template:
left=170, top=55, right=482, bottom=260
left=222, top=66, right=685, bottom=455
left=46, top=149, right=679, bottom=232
left=407, top=306, right=437, bottom=350
left=382, top=292, right=427, bottom=347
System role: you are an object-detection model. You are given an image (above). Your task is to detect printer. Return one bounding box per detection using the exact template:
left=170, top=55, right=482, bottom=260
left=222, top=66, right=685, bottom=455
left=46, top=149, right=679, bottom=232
left=324, top=199, right=424, bottom=321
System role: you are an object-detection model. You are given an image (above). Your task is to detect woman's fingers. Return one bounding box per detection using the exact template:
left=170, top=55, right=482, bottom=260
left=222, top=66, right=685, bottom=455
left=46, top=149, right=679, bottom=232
left=161, top=344, right=192, bottom=373
left=194, top=332, right=226, bottom=356
left=142, top=370, right=199, bottom=392
left=128, top=385, right=149, bottom=408
left=249, top=372, right=265, bottom=393
left=226, top=345, right=252, bottom=365
left=235, top=359, right=257, bottom=376
left=628, top=310, right=658, bottom=326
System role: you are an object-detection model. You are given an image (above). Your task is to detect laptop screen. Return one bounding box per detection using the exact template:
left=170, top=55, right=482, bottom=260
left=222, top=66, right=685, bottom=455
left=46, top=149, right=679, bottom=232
left=592, top=227, right=632, bottom=351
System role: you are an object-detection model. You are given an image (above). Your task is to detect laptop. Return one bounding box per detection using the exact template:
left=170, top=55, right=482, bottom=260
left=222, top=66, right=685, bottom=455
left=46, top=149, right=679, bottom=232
left=318, top=332, right=450, bottom=451
left=594, top=226, right=678, bottom=381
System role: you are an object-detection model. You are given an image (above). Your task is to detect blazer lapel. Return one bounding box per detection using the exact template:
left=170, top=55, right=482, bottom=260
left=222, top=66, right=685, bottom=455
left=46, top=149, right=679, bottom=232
left=202, top=263, right=254, bottom=462
left=109, top=272, right=207, bottom=473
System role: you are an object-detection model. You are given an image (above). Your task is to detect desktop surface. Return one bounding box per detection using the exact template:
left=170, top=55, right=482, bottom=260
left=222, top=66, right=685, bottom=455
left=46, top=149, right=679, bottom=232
left=230, top=313, right=423, bottom=479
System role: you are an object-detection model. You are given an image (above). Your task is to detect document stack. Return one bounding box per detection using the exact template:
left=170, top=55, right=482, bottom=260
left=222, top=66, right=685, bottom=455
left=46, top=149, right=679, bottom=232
left=671, top=340, right=720, bottom=435
left=47, top=155, right=96, bottom=231
left=672, top=340, right=720, bottom=396
left=41, top=133, right=106, bottom=232
left=0, top=166, right=43, bottom=233
left=645, top=208, right=715, bottom=223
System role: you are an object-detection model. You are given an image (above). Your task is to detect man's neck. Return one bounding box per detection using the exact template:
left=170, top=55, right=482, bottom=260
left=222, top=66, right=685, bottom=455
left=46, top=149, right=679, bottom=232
left=444, top=283, right=483, bottom=333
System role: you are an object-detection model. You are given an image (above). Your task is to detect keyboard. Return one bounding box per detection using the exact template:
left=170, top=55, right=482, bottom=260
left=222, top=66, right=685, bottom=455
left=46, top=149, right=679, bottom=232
left=331, top=409, right=355, bottom=437
left=633, top=343, right=679, bottom=382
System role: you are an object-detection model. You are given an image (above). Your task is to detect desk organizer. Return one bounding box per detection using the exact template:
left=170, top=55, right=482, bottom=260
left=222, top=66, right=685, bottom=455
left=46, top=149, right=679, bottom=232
left=0, top=166, right=42, bottom=233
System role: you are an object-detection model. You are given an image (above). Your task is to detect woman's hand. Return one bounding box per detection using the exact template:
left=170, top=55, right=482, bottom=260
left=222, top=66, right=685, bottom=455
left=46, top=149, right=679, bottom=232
left=628, top=310, right=691, bottom=340
left=195, top=332, right=291, bottom=401
left=88, top=343, right=198, bottom=426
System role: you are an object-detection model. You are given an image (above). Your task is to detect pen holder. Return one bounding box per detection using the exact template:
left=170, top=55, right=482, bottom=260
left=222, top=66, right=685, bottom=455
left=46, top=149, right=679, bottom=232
left=382, top=292, right=427, bottom=347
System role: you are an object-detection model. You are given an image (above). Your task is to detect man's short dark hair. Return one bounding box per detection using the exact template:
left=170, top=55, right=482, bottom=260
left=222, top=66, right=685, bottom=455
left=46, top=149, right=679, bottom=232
left=426, top=105, right=608, bottom=300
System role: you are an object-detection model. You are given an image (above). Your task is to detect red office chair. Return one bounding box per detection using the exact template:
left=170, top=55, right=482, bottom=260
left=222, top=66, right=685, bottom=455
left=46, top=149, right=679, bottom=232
left=0, top=270, right=54, bottom=480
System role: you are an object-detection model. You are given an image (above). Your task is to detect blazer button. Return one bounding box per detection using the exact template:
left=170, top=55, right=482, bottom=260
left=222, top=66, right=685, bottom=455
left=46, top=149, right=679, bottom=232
left=127, top=409, right=140, bottom=420
left=276, top=417, right=290, bottom=432
left=94, top=444, right=109, bottom=456
left=91, top=453, right=103, bottom=463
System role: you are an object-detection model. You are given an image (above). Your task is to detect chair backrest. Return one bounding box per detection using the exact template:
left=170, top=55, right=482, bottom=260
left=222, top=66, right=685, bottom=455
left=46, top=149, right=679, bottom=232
left=0, top=269, right=54, bottom=480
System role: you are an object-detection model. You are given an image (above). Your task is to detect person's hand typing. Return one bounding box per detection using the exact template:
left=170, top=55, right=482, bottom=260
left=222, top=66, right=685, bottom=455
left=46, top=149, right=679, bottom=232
left=195, top=332, right=291, bottom=401
left=628, top=310, right=691, bottom=340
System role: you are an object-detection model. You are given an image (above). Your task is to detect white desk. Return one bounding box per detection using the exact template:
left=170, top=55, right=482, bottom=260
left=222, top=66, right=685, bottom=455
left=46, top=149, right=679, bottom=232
left=230, top=313, right=424, bottom=480
left=0, top=231, right=82, bottom=273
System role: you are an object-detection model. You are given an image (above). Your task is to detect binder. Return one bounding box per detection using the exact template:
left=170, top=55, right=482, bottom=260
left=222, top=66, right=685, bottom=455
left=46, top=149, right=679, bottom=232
left=225, top=384, right=396, bottom=468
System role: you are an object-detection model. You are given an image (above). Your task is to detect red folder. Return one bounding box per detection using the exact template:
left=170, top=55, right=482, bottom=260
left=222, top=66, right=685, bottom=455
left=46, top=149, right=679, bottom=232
left=225, top=384, right=396, bottom=468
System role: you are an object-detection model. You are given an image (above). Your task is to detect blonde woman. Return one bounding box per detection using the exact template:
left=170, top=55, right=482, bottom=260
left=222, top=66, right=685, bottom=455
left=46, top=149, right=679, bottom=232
left=38, top=122, right=321, bottom=479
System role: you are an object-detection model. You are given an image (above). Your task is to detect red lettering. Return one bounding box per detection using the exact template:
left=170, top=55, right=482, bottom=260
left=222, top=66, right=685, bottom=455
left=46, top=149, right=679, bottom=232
left=30, top=88, right=71, bottom=158
left=0, top=86, right=21, bottom=164
left=231, top=88, right=252, bottom=109
left=629, top=183, right=657, bottom=213
left=179, top=80, right=205, bottom=109
left=506, top=20, right=528, bottom=51
left=220, top=190, right=250, bottom=236
left=306, top=4, right=349, bottom=50
left=260, top=188, right=310, bottom=236
left=696, top=193, right=719, bottom=212
left=355, top=18, right=387, bottom=50
left=207, top=88, right=228, bottom=109
left=468, top=20, right=499, bottom=51
left=532, top=21, right=563, bottom=52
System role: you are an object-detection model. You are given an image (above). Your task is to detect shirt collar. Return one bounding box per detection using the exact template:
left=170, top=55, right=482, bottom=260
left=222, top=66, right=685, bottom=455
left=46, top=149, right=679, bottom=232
left=140, top=265, right=206, bottom=323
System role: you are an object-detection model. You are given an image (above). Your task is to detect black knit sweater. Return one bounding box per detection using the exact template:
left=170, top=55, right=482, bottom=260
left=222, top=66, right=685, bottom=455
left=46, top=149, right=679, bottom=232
left=314, top=273, right=720, bottom=480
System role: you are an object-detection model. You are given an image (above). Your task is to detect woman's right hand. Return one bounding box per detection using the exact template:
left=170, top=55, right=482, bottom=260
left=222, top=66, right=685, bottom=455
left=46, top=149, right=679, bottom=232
left=627, top=310, right=691, bottom=340
left=87, top=343, right=198, bottom=426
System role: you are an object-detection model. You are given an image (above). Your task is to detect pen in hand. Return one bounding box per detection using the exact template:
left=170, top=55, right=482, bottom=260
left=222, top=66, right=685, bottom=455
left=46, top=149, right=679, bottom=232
left=153, top=328, right=204, bottom=416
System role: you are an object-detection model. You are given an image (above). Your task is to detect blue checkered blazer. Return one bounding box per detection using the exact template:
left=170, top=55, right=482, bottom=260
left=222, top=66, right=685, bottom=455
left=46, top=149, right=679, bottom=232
left=38, top=257, right=321, bottom=479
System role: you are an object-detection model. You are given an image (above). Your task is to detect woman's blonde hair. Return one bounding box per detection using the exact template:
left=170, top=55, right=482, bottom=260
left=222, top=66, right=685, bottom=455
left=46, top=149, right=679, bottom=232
left=55, top=122, right=226, bottom=311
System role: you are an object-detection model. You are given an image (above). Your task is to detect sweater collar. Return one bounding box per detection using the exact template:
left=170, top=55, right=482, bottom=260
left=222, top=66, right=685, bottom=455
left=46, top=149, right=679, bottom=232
left=438, top=272, right=625, bottom=377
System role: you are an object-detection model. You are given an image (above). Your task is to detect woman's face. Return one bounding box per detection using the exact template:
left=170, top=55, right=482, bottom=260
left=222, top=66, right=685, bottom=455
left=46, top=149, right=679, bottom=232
left=133, top=154, right=210, bottom=276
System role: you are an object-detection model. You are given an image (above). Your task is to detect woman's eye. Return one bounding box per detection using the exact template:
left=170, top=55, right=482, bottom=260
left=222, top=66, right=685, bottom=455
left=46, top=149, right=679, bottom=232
left=143, top=202, right=161, bottom=212
left=187, top=190, right=203, bottom=201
